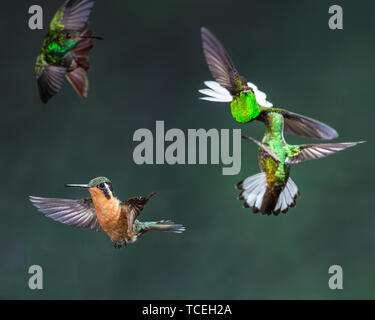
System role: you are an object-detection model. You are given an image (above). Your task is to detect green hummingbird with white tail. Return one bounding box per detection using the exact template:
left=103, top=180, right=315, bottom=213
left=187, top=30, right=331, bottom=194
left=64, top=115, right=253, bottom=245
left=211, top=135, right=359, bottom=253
left=29, top=177, right=185, bottom=248
left=237, top=112, right=364, bottom=215
left=35, top=0, right=102, bottom=103
left=199, top=27, right=338, bottom=140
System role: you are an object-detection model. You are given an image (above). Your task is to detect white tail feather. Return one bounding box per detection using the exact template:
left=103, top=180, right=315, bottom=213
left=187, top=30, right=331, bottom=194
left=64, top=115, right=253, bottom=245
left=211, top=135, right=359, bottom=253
left=274, top=177, right=299, bottom=212
left=239, top=172, right=267, bottom=210
left=238, top=173, right=299, bottom=214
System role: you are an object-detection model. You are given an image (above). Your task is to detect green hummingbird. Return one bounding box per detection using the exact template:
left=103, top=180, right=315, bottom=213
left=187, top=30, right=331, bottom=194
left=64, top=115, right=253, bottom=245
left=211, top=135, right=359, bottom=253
left=199, top=27, right=338, bottom=140
left=237, top=112, right=364, bottom=215
left=35, top=0, right=102, bottom=103
left=29, top=177, right=185, bottom=248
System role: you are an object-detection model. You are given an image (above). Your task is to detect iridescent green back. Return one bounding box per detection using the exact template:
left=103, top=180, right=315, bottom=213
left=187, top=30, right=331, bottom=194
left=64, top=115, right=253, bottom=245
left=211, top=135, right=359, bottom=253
left=41, top=31, right=79, bottom=66
left=260, top=113, right=291, bottom=186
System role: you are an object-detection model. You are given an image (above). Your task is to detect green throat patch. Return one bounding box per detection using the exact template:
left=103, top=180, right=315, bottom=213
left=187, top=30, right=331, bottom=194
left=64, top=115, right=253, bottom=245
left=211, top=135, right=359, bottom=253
left=230, top=92, right=260, bottom=123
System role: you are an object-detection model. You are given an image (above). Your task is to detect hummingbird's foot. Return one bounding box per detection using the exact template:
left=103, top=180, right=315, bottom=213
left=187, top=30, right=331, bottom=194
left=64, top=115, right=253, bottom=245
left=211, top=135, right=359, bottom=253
left=113, top=239, right=127, bottom=249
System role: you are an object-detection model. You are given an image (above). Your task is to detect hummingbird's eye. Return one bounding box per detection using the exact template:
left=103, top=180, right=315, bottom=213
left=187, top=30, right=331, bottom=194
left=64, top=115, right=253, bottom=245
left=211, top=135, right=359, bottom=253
left=98, top=183, right=105, bottom=189
left=66, top=33, right=72, bottom=39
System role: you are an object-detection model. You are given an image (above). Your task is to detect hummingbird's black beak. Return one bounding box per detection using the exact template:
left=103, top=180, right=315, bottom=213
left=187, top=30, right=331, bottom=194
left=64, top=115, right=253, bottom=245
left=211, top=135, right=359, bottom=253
left=65, top=184, right=90, bottom=189
left=80, top=35, right=104, bottom=40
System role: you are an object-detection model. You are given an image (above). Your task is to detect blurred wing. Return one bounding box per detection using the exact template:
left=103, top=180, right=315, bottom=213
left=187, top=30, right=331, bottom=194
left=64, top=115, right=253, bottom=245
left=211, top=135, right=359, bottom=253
left=123, top=192, right=156, bottom=229
left=30, top=196, right=102, bottom=231
left=201, top=27, right=246, bottom=96
left=282, top=110, right=339, bottom=140
left=287, top=142, right=363, bottom=164
left=37, top=65, right=67, bottom=103
left=50, top=0, right=95, bottom=32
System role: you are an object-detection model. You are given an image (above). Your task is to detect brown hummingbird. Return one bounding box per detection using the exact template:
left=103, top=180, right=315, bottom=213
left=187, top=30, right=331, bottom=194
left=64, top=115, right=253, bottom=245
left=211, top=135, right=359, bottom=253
left=29, top=177, right=186, bottom=248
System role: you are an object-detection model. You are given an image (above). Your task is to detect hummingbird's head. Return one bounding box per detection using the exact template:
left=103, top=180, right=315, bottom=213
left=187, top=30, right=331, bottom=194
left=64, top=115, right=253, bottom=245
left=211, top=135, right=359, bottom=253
left=65, top=177, right=114, bottom=200
left=243, top=87, right=256, bottom=96
left=230, top=89, right=260, bottom=123
left=47, top=30, right=81, bottom=55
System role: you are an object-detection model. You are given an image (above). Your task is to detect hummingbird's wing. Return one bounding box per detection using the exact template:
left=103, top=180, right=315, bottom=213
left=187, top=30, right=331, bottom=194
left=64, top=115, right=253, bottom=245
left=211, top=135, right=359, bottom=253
left=37, top=65, right=67, bottom=104
left=242, top=135, right=282, bottom=163
left=123, top=192, right=156, bottom=230
left=29, top=196, right=102, bottom=231
left=286, top=141, right=364, bottom=164
left=281, top=110, right=339, bottom=140
left=50, top=0, right=95, bottom=32
left=201, top=27, right=247, bottom=96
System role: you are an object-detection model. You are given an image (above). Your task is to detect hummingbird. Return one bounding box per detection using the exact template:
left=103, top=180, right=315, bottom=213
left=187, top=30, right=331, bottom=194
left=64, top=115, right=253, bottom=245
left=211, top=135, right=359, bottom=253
left=29, top=177, right=186, bottom=248
left=237, top=112, right=364, bottom=215
left=35, top=0, right=102, bottom=103
left=199, top=27, right=338, bottom=140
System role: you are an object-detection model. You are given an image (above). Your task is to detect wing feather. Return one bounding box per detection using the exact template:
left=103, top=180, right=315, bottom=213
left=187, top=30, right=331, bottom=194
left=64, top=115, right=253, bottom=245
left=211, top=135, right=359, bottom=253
left=123, top=192, right=156, bottom=230
left=37, top=65, right=67, bottom=103
left=287, top=142, right=364, bottom=164
left=282, top=110, right=339, bottom=140
left=201, top=27, right=246, bottom=95
left=51, top=0, right=95, bottom=32
left=29, top=196, right=102, bottom=231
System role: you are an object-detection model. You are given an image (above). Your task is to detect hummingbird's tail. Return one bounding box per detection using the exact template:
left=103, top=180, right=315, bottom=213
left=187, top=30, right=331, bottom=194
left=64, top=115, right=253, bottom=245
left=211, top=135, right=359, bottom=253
left=237, top=172, right=300, bottom=215
left=138, top=220, right=186, bottom=233
left=66, top=68, right=89, bottom=99
left=65, top=29, right=96, bottom=99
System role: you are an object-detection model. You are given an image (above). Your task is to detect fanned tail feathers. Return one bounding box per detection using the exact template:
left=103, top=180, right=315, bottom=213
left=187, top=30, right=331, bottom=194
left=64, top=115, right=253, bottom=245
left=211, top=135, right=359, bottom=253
left=237, top=172, right=300, bottom=215
left=66, top=67, right=89, bottom=99
left=237, top=173, right=267, bottom=212
left=272, top=177, right=299, bottom=215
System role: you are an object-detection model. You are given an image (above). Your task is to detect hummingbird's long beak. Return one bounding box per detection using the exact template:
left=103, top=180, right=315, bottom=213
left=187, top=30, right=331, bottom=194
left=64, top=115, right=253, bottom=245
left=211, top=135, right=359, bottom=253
left=79, top=35, right=104, bottom=40
left=65, top=184, right=90, bottom=189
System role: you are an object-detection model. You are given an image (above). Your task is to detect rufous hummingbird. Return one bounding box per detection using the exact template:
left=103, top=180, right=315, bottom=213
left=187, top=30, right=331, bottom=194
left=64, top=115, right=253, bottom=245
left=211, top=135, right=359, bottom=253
left=30, top=177, right=185, bottom=248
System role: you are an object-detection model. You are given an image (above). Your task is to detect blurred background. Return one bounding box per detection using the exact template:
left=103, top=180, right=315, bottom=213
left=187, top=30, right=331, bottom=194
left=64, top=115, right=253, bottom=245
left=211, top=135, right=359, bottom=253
left=0, top=0, right=374, bottom=299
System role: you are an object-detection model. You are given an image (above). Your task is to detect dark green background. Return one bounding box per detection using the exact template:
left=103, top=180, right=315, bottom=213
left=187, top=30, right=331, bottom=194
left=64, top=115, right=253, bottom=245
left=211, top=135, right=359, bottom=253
left=0, top=0, right=373, bottom=299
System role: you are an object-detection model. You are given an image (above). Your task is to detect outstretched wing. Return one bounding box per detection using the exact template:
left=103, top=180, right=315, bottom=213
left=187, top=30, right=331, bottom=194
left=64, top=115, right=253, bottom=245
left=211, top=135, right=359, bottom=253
left=29, top=196, right=102, bottom=231
left=201, top=27, right=246, bottom=96
left=282, top=110, right=339, bottom=140
left=50, top=0, right=95, bottom=32
left=286, top=141, right=364, bottom=164
left=123, top=192, right=156, bottom=230
left=37, top=65, right=67, bottom=103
